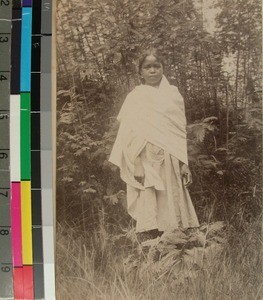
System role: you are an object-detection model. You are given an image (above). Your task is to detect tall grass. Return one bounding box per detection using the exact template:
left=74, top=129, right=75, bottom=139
left=56, top=213, right=262, bottom=300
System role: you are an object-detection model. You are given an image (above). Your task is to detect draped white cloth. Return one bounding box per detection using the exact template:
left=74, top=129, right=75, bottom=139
left=110, top=76, right=188, bottom=169
left=109, top=76, right=199, bottom=232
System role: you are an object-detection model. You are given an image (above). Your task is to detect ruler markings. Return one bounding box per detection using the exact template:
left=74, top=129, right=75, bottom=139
left=0, top=263, right=13, bottom=298
left=0, top=185, right=10, bottom=227
left=1, top=0, right=55, bottom=297
left=0, top=72, right=11, bottom=110
left=0, top=8, right=11, bottom=293
left=0, top=226, right=12, bottom=262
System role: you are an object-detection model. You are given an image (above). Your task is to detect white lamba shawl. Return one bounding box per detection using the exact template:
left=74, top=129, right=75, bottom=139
left=109, top=76, right=188, bottom=168
left=109, top=76, right=199, bottom=231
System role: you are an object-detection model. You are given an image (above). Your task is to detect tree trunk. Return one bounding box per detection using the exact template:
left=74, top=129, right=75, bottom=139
left=234, top=47, right=240, bottom=110
left=225, top=82, right=229, bottom=150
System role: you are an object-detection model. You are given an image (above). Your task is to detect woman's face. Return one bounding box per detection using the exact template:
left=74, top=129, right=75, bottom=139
left=140, top=55, right=163, bottom=87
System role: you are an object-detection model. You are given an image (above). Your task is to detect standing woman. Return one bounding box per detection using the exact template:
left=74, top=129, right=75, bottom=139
left=109, top=48, right=199, bottom=240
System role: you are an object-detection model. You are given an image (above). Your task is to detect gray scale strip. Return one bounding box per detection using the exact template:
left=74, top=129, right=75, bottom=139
left=0, top=1, right=13, bottom=298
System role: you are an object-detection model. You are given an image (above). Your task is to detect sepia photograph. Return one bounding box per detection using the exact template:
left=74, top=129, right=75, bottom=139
left=55, top=0, right=262, bottom=299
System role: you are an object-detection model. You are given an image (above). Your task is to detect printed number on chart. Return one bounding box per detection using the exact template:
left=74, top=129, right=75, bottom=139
left=0, top=191, right=8, bottom=197
left=0, top=36, right=9, bottom=43
left=1, top=266, right=10, bottom=272
left=0, top=153, right=8, bottom=159
left=0, top=114, right=8, bottom=119
left=0, top=0, right=10, bottom=6
left=0, top=75, right=7, bottom=81
left=43, top=1, right=51, bottom=10
left=0, top=229, right=9, bottom=235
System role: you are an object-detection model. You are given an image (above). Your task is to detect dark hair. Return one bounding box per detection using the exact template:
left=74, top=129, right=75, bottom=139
left=138, top=48, right=165, bottom=74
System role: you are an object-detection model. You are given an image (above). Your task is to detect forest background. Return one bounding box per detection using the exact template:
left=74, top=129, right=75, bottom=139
left=56, top=0, right=262, bottom=299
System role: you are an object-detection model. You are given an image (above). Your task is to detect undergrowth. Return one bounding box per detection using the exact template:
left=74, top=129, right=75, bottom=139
left=56, top=214, right=262, bottom=300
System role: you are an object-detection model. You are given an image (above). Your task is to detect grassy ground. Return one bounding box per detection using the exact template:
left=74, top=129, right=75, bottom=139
left=55, top=215, right=262, bottom=300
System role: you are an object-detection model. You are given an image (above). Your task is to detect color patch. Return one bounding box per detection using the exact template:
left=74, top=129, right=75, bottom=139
left=41, top=0, right=52, bottom=34
left=10, top=95, right=20, bottom=182
left=33, top=263, right=44, bottom=299
left=23, top=265, right=34, bottom=299
left=31, top=72, right=40, bottom=111
left=11, top=8, right=21, bottom=94
left=11, top=182, right=22, bottom=267
left=21, top=181, right=33, bottom=265
left=21, top=93, right=31, bottom=180
left=13, top=267, right=24, bottom=299
left=20, top=7, right=32, bottom=92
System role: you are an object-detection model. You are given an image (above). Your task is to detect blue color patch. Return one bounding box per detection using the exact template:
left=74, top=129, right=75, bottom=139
left=20, top=7, right=32, bottom=92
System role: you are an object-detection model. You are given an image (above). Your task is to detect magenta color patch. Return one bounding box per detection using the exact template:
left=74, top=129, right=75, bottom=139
left=11, top=182, right=22, bottom=267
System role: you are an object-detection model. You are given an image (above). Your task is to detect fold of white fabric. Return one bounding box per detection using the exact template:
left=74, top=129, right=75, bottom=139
left=126, top=147, right=199, bottom=232
left=109, top=76, right=199, bottom=231
left=109, top=76, right=188, bottom=169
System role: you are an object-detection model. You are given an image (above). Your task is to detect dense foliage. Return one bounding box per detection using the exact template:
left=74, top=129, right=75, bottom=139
left=56, top=0, right=262, bottom=231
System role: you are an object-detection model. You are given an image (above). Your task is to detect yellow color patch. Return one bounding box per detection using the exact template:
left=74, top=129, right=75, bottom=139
left=21, top=181, right=33, bottom=265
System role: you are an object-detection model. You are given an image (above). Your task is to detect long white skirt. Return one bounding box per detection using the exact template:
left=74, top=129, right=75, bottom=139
left=127, top=143, right=199, bottom=232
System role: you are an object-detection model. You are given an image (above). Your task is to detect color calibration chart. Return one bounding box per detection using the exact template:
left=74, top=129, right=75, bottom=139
left=0, top=0, right=55, bottom=299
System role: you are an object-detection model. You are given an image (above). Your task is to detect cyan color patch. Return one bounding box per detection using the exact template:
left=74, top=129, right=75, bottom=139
left=20, top=7, right=32, bottom=92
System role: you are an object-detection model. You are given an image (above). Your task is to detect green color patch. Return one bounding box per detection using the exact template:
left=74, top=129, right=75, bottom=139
left=21, top=93, right=31, bottom=180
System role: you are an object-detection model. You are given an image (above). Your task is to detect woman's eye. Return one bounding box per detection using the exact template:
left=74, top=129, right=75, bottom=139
left=143, top=65, right=161, bottom=70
